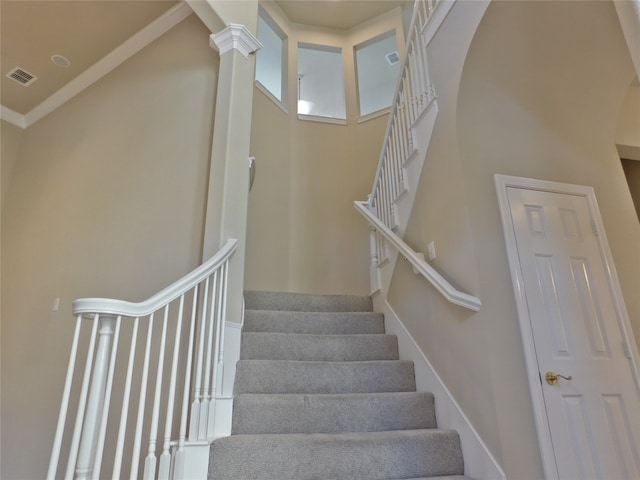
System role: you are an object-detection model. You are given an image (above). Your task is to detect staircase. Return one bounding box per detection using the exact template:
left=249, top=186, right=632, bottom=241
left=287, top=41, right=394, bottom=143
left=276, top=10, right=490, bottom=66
left=208, top=291, right=470, bottom=480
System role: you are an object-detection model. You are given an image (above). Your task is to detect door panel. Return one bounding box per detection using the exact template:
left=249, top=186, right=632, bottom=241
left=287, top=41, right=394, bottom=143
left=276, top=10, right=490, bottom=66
left=506, top=186, right=640, bottom=479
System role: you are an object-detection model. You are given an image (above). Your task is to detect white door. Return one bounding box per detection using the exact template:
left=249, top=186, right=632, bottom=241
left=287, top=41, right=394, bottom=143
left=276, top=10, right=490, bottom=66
left=496, top=175, right=640, bottom=480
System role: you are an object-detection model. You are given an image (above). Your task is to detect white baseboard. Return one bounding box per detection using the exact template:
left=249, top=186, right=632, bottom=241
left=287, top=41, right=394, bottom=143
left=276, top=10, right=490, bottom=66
left=382, top=300, right=506, bottom=480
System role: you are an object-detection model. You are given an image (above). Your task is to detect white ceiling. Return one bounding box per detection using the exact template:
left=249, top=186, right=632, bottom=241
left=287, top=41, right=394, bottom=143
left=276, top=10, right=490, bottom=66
left=277, top=0, right=409, bottom=30
left=0, top=0, right=409, bottom=119
left=0, top=1, right=178, bottom=115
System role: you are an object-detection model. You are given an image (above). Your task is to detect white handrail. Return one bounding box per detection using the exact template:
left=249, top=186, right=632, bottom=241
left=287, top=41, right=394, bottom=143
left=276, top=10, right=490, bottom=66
left=48, top=238, right=238, bottom=480
left=355, top=201, right=481, bottom=311
left=73, top=239, right=238, bottom=316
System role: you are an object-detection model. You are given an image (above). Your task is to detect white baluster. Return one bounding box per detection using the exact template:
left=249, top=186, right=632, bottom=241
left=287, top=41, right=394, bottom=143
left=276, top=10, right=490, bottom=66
left=143, top=305, right=170, bottom=480
left=173, top=286, right=200, bottom=478
left=368, top=224, right=381, bottom=295
left=383, top=162, right=393, bottom=227
left=91, top=316, right=122, bottom=480
left=201, top=272, right=218, bottom=438
left=378, top=230, right=387, bottom=264
left=407, top=45, right=418, bottom=118
left=391, top=122, right=402, bottom=198
left=369, top=224, right=379, bottom=269
left=207, top=274, right=221, bottom=438
left=189, top=278, right=210, bottom=440
left=399, top=96, right=407, bottom=159
left=208, top=263, right=227, bottom=436
left=130, top=314, right=155, bottom=480
left=74, top=315, right=116, bottom=480
left=158, top=295, right=186, bottom=480
left=389, top=123, right=398, bottom=200
left=113, top=317, right=140, bottom=480
left=47, top=315, right=83, bottom=480
left=65, top=316, right=100, bottom=480
left=217, top=262, right=230, bottom=398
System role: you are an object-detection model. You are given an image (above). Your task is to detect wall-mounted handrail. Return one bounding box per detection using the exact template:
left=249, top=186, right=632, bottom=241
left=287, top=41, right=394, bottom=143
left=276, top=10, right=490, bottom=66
left=355, top=201, right=481, bottom=311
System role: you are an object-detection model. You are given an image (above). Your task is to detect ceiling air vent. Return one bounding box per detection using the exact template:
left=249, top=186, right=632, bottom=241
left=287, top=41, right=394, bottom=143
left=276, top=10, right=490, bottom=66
left=385, top=51, right=400, bottom=65
left=6, top=67, right=37, bottom=86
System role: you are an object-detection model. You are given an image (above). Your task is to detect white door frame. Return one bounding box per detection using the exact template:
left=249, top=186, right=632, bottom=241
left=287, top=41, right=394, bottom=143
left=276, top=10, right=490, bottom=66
left=494, top=174, right=640, bottom=480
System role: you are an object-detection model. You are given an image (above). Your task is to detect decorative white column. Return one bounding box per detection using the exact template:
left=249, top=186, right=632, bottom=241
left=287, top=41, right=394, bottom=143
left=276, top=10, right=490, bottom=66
left=181, top=26, right=262, bottom=479
left=204, top=21, right=261, bottom=399
left=202, top=22, right=262, bottom=321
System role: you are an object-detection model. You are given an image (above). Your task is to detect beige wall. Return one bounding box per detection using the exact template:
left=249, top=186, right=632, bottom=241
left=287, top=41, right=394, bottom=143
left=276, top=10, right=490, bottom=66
left=617, top=84, right=640, bottom=151
left=389, top=1, right=638, bottom=479
left=245, top=2, right=403, bottom=295
left=1, top=120, right=25, bottom=476
left=1, top=120, right=23, bottom=208
left=1, top=16, right=217, bottom=479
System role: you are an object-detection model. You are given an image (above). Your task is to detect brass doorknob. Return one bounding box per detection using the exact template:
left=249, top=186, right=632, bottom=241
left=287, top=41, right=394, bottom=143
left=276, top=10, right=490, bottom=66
left=546, top=371, right=573, bottom=385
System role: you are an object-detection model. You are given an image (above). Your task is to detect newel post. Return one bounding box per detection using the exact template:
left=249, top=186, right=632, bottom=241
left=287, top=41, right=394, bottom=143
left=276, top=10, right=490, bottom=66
left=367, top=196, right=382, bottom=296
left=74, top=315, right=116, bottom=480
left=204, top=23, right=262, bottom=396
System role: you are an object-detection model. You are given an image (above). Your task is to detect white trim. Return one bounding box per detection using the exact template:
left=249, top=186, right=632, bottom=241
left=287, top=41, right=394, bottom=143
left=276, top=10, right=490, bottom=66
left=422, top=0, right=458, bottom=46
left=0, top=105, right=27, bottom=128
left=255, top=81, right=289, bottom=115
left=210, top=24, right=263, bottom=58
left=297, top=113, right=347, bottom=125
left=494, top=174, right=640, bottom=480
left=617, top=143, right=640, bottom=161
left=357, top=107, right=391, bottom=124
left=19, top=2, right=193, bottom=128
left=383, top=300, right=506, bottom=480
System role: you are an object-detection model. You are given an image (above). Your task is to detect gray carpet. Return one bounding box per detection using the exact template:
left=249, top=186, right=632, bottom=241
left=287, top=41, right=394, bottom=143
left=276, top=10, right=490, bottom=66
left=208, top=291, right=470, bottom=480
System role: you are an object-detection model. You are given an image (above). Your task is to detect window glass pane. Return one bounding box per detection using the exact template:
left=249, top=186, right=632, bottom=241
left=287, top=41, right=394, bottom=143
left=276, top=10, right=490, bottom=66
left=355, top=31, right=399, bottom=116
left=297, top=44, right=346, bottom=120
left=256, top=11, right=285, bottom=102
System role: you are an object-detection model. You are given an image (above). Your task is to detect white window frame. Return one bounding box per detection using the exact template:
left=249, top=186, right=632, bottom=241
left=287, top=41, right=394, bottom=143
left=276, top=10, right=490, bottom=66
left=255, top=7, right=288, bottom=113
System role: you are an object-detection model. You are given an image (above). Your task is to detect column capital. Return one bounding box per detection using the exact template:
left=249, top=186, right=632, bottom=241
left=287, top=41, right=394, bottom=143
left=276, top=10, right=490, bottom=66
left=209, top=23, right=263, bottom=59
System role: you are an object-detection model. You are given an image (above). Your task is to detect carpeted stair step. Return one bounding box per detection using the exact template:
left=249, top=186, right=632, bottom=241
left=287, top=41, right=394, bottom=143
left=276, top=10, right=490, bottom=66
left=245, top=290, right=373, bottom=312
left=234, top=359, right=416, bottom=394
left=240, top=332, right=399, bottom=361
left=231, top=392, right=436, bottom=434
left=404, top=477, right=471, bottom=480
left=244, top=309, right=385, bottom=334
left=208, top=429, right=464, bottom=480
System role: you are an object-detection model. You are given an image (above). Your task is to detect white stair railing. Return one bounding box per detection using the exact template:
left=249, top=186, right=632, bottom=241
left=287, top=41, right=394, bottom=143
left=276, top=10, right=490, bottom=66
left=368, top=0, right=439, bottom=246
left=47, top=239, right=238, bottom=480
left=357, top=0, right=480, bottom=310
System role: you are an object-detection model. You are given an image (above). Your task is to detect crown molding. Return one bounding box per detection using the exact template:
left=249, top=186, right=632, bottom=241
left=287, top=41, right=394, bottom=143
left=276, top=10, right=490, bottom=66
left=5, top=1, right=193, bottom=129
left=0, top=106, right=27, bottom=129
left=210, top=24, right=263, bottom=58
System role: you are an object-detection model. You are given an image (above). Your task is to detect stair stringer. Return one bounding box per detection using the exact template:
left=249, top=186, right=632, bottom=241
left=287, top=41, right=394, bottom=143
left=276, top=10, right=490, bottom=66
left=381, top=299, right=506, bottom=480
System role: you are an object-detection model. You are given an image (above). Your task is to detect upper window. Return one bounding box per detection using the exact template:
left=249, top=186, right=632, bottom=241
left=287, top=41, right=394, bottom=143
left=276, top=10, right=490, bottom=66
left=297, top=43, right=346, bottom=121
left=255, top=8, right=287, bottom=105
left=355, top=31, right=400, bottom=117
